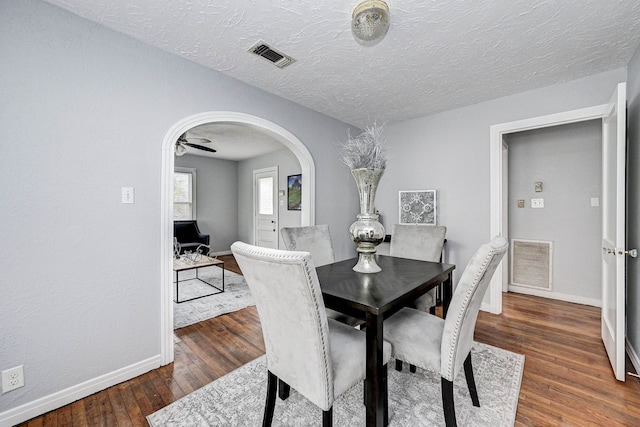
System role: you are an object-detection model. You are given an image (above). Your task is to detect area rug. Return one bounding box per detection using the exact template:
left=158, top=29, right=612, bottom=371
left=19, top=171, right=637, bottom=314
left=147, top=342, right=524, bottom=426
left=174, top=267, right=254, bottom=329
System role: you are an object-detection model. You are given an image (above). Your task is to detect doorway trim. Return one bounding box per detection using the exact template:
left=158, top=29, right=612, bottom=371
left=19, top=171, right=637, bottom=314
left=489, top=104, right=608, bottom=314
left=160, top=112, right=316, bottom=364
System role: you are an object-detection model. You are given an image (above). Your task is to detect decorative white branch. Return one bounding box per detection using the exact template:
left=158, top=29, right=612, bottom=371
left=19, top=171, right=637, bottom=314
left=339, top=122, right=389, bottom=170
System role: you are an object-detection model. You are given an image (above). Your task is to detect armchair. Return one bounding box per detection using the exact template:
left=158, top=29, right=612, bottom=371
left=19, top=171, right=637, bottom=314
left=174, top=220, right=210, bottom=254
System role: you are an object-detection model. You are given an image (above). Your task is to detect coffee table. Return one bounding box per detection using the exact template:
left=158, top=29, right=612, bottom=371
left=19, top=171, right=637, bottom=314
left=173, top=256, right=225, bottom=303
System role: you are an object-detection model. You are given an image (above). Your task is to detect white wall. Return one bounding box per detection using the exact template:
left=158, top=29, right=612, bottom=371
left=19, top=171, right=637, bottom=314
left=626, top=45, right=640, bottom=364
left=505, top=120, right=602, bottom=303
left=376, top=68, right=626, bottom=287
left=0, top=0, right=357, bottom=420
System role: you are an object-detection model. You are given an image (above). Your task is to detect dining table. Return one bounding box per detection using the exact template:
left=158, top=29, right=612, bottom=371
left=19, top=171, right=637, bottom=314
left=316, top=254, right=456, bottom=427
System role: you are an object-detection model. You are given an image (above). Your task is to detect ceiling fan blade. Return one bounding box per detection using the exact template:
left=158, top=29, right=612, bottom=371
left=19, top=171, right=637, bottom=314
left=175, top=141, right=188, bottom=156
left=185, top=142, right=217, bottom=153
left=187, top=137, right=212, bottom=144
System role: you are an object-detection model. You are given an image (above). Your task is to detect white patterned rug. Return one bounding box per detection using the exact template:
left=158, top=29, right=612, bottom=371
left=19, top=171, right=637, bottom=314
left=148, top=342, right=524, bottom=426
left=174, top=267, right=254, bottom=329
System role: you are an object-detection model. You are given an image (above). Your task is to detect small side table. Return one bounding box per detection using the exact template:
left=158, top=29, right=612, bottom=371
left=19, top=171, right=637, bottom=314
left=173, top=256, right=225, bottom=303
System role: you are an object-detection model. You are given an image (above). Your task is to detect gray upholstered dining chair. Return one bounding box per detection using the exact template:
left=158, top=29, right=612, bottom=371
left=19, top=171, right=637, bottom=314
left=383, top=236, right=508, bottom=427
left=281, top=224, right=335, bottom=266
left=230, top=241, right=391, bottom=427
left=281, top=225, right=363, bottom=328
left=390, top=224, right=447, bottom=315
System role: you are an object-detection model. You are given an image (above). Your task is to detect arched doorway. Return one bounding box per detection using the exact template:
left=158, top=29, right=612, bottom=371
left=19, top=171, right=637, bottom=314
left=160, top=112, right=316, bottom=364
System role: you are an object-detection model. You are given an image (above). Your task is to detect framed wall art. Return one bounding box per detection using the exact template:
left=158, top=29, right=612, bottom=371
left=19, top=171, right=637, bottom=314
left=399, top=190, right=436, bottom=225
left=287, top=174, right=302, bottom=210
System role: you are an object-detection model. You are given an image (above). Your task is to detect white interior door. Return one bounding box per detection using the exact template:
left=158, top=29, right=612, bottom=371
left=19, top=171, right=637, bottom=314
left=254, top=167, right=279, bottom=249
left=601, top=82, right=627, bottom=382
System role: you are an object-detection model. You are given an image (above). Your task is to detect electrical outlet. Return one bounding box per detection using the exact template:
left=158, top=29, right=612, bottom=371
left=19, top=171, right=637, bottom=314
left=2, top=365, right=24, bottom=393
left=531, top=198, right=544, bottom=208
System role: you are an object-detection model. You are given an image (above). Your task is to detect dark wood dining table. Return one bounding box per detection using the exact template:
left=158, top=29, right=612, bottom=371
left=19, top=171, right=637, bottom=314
left=316, top=254, right=455, bottom=427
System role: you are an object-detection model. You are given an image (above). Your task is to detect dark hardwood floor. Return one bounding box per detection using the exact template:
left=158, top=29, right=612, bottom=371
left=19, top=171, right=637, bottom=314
left=18, top=254, right=640, bottom=426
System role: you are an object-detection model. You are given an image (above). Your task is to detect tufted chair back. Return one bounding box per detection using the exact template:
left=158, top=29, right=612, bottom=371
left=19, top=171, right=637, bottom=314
left=280, top=225, right=335, bottom=267
left=230, top=241, right=335, bottom=410
left=440, top=236, right=508, bottom=381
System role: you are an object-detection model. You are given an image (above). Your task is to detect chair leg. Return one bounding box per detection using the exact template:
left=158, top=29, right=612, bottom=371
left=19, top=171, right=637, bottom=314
left=441, top=377, right=457, bottom=427
left=263, top=371, right=278, bottom=427
left=363, top=378, right=366, bottom=406
left=396, top=358, right=418, bottom=373
left=383, top=364, right=389, bottom=427
left=278, top=379, right=290, bottom=400
left=464, top=353, right=480, bottom=407
left=322, top=407, right=333, bottom=427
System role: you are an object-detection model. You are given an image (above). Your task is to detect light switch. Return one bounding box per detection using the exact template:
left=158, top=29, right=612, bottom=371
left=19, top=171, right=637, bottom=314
left=531, top=198, right=544, bottom=208
left=122, top=187, right=134, bottom=204
left=591, top=197, right=600, bottom=207
left=534, top=182, right=543, bottom=192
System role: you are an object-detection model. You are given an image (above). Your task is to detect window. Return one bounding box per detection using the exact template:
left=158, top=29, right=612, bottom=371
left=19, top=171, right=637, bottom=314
left=258, top=176, right=274, bottom=215
left=174, top=167, right=196, bottom=220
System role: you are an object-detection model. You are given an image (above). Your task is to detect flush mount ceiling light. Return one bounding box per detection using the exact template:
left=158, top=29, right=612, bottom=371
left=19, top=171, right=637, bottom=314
left=351, top=0, right=390, bottom=46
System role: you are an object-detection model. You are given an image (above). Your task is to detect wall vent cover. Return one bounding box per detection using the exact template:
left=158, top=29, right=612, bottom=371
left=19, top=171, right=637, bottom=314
left=248, top=41, right=295, bottom=68
left=510, top=238, right=553, bottom=290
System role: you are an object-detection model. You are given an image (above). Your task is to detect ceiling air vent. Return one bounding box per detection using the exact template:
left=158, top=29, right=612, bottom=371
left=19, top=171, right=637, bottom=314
left=248, top=41, right=295, bottom=69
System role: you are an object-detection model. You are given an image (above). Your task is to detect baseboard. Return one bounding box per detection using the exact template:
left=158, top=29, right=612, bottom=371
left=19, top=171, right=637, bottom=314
left=0, top=355, right=161, bottom=427
left=211, top=249, right=232, bottom=256
left=626, top=338, right=640, bottom=376
left=508, top=285, right=601, bottom=307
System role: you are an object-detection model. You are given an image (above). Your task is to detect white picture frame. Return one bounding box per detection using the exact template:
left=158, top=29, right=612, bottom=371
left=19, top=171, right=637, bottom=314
left=399, top=190, right=436, bottom=225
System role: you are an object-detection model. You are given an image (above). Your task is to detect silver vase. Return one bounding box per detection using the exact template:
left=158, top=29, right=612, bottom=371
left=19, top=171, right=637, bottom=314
left=349, top=168, right=386, bottom=273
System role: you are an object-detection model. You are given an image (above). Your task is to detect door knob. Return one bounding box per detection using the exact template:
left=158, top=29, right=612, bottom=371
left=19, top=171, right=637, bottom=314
left=603, top=247, right=637, bottom=257
left=618, top=248, right=638, bottom=258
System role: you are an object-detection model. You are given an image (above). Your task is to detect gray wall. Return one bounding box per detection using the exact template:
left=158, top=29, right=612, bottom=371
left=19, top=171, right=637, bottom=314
left=174, top=154, right=239, bottom=253
left=0, top=0, right=357, bottom=415
left=505, top=121, right=602, bottom=302
left=627, top=45, right=640, bottom=362
left=237, top=148, right=304, bottom=249
left=1, top=0, right=637, bottom=420
left=376, top=69, right=626, bottom=290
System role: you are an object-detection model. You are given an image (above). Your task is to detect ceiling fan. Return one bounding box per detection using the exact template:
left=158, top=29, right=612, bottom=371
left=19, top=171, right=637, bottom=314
left=175, top=132, right=217, bottom=156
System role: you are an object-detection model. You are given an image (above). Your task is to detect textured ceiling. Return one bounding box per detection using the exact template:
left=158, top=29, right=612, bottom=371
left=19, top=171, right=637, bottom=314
left=40, top=0, right=640, bottom=126
left=185, top=123, right=286, bottom=160
left=43, top=0, right=640, bottom=129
